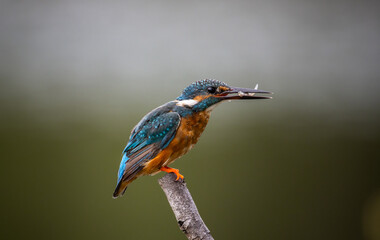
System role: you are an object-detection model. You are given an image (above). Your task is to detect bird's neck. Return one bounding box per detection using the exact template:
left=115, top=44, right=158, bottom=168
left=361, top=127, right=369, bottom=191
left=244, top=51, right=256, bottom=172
left=174, top=98, right=220, bottom=114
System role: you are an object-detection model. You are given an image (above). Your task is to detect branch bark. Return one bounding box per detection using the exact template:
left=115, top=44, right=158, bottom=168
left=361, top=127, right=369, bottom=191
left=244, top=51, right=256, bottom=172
left=158, top=173, right=214, bottom=240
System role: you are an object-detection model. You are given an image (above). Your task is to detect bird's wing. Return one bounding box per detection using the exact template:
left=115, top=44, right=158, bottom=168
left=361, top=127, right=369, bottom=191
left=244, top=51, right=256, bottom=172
left=117, top=111, right=181, bottom=183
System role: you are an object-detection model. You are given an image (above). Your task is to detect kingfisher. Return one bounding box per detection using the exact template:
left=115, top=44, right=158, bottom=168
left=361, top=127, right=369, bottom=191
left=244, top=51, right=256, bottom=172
left=113, top=79, right=271, bottom=198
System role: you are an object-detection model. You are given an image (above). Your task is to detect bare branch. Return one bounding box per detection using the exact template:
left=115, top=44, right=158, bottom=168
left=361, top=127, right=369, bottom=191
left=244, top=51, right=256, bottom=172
left=158, top=173, right=214, bottom=240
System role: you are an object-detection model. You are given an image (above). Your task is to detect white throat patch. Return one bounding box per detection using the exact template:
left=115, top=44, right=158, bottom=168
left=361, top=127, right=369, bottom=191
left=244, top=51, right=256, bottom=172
left=175, top=99, right=199, bottom=107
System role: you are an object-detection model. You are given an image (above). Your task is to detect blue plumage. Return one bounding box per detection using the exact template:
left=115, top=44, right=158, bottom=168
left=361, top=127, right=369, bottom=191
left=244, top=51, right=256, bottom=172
left=177, top=79, right=228, bottom=100
left=118, top=154, right=129, bottom=181
left=124, top=110, right=180, bottom=155
left=114, top=104, right=181, bottom=194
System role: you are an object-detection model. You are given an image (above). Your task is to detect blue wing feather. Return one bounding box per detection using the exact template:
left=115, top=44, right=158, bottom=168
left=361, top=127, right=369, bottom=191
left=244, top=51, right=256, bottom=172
left=116, top=104, right=181, bottom=185
left=117, top=154, right=129, bottom=181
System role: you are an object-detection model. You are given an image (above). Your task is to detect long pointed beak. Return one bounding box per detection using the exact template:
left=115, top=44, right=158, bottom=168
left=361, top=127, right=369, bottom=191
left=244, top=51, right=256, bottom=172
left=219, top=85, right=272, bottom=100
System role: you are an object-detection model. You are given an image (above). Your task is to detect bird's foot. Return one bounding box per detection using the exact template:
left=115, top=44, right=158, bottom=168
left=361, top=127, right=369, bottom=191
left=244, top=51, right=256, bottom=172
left=160, top=166, right=184, bottom=181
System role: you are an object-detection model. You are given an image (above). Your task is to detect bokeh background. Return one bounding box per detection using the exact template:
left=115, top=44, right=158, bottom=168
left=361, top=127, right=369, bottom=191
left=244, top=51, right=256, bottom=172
left=1, top=0, right=379, bottom=239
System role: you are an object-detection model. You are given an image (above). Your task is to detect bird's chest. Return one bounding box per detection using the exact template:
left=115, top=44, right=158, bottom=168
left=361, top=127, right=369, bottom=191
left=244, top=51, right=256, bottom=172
left=166, top=111, right=210, bottom=163
left=181, top=111, right=210, bottom=144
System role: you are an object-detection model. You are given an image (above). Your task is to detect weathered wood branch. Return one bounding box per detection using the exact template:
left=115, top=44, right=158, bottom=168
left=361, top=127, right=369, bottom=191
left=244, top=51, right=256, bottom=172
left=158, top=173, right=214, bottom=240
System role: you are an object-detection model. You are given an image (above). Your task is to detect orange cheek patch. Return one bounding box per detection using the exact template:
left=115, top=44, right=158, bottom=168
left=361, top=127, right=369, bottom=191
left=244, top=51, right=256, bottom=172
left=194, top=95, right=210, bottom=101
left=219, top=86, right=230, bottom=92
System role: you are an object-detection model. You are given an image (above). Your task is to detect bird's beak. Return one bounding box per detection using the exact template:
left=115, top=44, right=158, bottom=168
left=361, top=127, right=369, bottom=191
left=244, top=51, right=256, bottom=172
left=218, top=84, right=272, bottom=100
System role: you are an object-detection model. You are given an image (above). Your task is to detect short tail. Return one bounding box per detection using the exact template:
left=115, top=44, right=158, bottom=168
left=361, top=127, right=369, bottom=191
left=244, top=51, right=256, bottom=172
left=113, top=152, right=144, bottom=198
left=112, top=175, right=140, bottom=198
left=112, top=180, right=129, bottom=199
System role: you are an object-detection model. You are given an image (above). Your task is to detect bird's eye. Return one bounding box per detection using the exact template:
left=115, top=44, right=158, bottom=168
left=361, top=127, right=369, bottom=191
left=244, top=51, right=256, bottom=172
left=207, top=87, right=217, bottom=94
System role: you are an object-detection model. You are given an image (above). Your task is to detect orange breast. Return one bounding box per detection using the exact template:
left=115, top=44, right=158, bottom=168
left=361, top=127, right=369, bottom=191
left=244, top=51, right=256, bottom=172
left=142, top=111, right=210, bottom=175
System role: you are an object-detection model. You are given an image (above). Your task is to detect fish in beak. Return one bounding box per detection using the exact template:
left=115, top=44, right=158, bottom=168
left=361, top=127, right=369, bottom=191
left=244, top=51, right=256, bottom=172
left=218, top=84, right=272, bottom=100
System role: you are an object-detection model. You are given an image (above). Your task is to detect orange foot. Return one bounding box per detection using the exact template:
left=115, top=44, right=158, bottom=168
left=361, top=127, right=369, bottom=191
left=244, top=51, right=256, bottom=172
left=160, top=166, right=184, bottom=181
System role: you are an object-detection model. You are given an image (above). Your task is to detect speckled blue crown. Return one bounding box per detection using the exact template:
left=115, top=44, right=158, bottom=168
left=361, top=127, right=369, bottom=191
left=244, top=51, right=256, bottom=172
left=177, top=79, right=229, bottom=100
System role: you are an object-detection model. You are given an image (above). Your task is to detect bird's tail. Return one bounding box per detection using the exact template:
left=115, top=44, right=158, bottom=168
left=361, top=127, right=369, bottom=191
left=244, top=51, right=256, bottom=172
left=113, top=152, right=145, bottom=198
left=112, top=180, right=128, bottom=198
left=113, top=153, right=132, bottom=198
left=112, top=177, right=138, bottom=198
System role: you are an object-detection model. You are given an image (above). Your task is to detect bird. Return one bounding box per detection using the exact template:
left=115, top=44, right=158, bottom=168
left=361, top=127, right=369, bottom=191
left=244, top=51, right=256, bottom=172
left=113, top=79, right=271, bottom=198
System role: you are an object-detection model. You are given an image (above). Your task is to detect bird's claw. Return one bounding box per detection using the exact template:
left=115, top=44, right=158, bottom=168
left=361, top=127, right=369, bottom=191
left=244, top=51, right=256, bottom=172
left=160, top=166, right=184, bottom=181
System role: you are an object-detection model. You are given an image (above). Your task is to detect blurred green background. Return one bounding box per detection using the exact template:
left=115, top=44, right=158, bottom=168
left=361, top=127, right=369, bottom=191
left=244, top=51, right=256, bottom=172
left=0, top=0, right=379, bottom=240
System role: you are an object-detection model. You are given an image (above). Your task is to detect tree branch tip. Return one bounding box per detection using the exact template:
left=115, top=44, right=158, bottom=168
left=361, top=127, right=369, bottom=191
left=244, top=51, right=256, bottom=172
left=158, top=172, right=214, bottom=240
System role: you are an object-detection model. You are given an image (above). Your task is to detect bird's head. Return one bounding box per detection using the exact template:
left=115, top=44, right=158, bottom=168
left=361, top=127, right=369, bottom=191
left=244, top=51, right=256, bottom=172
left=176, top=79, right=271, bottom=111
